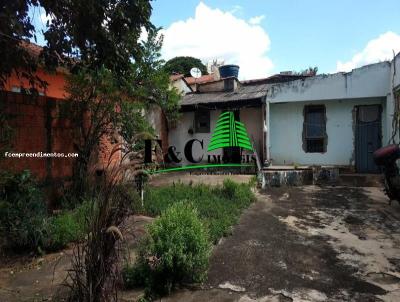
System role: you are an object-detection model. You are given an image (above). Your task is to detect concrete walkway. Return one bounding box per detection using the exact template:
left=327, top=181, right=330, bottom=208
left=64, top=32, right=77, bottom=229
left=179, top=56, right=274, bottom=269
left=165, top=186, right=400, bottom=302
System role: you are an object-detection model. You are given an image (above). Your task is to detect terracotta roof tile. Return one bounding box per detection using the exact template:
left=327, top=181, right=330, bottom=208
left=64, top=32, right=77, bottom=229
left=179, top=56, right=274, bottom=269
left=184, top=74, right=215, bottom=85
left=20, top=41, right=43, bottom=58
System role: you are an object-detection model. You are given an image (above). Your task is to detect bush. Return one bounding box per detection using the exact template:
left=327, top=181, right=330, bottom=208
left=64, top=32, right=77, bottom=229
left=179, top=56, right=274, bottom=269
left=0, top=170, right=48, bottom=251
left=143, top=180, right=255, bottom=243
left=44, top=200, right=91, bottom=251
left=127, top=203, right=211, bottom=297
left=122, top=262, right=148, bottom=289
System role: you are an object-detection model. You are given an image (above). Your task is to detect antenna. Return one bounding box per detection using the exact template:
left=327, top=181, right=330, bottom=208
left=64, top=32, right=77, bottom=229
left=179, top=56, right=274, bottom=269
left=190, top=67, right=202, bottom=92
left=190, top=67, right=202, bottom=79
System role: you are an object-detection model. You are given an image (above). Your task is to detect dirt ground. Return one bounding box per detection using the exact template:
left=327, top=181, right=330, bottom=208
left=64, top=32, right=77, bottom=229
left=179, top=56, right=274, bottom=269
left=1, top=181, right=400, bottom=302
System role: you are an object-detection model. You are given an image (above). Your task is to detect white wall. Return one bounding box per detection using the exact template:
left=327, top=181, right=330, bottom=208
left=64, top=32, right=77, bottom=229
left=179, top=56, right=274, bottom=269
left=385, top=53, right=400, bottom=144
left=171, top=78, right=192, bottom=94
left=269, top=98, right=385, bottom=166
left=393, top=53, right=400, bottom=89
left=168, top=110, right=223, bottom=166
left=168, top=107, right=262, bottom=166
left=267, top=62, right=390, bottom=103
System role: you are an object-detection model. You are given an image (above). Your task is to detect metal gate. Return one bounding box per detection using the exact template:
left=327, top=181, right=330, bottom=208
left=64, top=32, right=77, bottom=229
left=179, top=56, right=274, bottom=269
left=355, top=105, right=382, bottom=173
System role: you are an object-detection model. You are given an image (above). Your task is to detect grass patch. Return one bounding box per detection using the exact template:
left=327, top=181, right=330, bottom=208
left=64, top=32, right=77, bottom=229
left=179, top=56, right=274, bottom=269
left=44, top=200, right=92, bottom=251
left=142, top=179, right=255, bottom=243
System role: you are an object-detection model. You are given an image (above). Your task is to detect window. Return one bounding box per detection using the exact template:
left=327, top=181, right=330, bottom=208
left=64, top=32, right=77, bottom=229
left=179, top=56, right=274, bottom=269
left=303, top=105, right=326, bottom=153
left=194, top=110, right=210, bottom=133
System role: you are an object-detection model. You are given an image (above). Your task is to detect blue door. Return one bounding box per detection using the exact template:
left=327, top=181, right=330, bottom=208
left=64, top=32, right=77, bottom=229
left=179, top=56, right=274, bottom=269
left=355, top=105, right=381, bottom=173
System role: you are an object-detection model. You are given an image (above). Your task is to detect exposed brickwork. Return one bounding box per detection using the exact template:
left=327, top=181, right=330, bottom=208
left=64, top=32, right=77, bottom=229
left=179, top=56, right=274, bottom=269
left=0, top=91, right=74, bottom=182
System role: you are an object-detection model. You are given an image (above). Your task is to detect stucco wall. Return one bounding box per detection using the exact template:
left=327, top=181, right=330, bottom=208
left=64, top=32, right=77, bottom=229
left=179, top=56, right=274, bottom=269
left=269, top=98, right=385, bottom=166
left=5, top=69, right=67, bottom=99
left=168, top=107, right=262, bottom=166
left=168, top=110, right=223, bottom=166
left=267, top=62, right=390, bottom=103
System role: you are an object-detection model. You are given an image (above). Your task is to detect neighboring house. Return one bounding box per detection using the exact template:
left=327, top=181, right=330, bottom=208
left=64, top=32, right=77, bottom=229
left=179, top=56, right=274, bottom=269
left=1, top=43, right=150, bottom=187
left=265, top=54, right=400, bottom=173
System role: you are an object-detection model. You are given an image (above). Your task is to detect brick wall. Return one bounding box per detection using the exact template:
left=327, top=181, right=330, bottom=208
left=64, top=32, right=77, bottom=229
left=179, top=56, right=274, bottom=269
left=0, top=91, right=75, bottom=184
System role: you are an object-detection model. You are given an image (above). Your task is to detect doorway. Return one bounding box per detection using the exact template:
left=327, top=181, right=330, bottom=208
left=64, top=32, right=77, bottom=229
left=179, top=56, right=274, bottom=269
left=355, top=105, right=382, bottom=173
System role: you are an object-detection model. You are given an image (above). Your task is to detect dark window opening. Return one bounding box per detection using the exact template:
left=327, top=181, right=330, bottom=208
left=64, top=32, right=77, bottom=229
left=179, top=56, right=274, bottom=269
left=194, top=110, right=210, bottom=133
left=304, top=105, right=326, bottom=153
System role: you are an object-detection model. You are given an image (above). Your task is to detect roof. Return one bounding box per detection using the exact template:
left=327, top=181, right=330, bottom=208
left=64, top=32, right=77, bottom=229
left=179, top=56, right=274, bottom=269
left=184, top=74, right=215, bottom=85
left=21, top=41, right=43, bottom=58
left=180, top=82, right=268, bottom=107
left=19, top=41, right=69, bottom=74
left=179, top=73, right=309, bottom=107
left=170, top=74, right=184, bottom=81
left=241, top=74, right=310, bottom=85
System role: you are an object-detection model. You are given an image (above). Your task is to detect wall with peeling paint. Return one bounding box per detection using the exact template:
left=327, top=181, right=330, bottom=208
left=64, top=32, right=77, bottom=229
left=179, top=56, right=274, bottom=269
left=393, top=53, right=400, bottom=89
left=267, top=62, right=390, bottom=103
left=269, top=98, right=385, bottom=166
left=266, top=61, right=394, bottom=168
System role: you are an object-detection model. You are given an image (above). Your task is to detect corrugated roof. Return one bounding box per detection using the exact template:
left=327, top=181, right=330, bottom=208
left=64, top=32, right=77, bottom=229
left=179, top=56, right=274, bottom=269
left=180, top=83, right=268, bottom=106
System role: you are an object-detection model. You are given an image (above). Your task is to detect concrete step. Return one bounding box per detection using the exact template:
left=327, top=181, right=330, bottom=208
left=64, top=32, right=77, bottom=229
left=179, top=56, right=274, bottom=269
left=262, top=168, right=384, bottom=187
left=338, top=173, right=383, bottom=187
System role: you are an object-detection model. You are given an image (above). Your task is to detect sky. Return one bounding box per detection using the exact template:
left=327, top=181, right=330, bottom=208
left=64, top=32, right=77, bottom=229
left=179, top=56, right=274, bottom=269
left=30, top=0, right=400, bottom=80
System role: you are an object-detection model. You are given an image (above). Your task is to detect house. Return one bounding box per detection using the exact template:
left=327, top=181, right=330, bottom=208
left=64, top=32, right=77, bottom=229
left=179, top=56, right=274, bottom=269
left=265, top=54, right=400, bottom=173
left=168, top=66, right=308, bottom=166
left=167, top=54, right=400, bottom=178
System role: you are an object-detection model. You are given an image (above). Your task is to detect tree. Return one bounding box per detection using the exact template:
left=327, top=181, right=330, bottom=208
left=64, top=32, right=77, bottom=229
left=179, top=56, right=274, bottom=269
left=64, top=28, right=180, bottom=197
left=63, top=29, right=181, bottom=301
left=163, top=56, right=208, bottom=77
left=0, top=0, right=153, bottom=87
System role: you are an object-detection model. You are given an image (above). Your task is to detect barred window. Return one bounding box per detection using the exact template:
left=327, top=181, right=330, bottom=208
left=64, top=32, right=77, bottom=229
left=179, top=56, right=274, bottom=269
left=304, top=105, right=326, bottom=153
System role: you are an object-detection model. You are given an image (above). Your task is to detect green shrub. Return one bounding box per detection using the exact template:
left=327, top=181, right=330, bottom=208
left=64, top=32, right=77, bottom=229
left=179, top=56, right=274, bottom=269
left=129, top=203, right=211, bottom=296
left=0, top=170, right=48, bottom=251
left=143, top=180, right=255, bottom=243
left=122, top=262, right=148, bottom=289
left=44, top=200, right=91, bottom=251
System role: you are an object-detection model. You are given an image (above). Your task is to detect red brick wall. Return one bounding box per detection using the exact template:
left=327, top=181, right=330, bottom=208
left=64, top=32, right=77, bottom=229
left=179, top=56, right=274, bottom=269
left=1, top=91, right=123, bottom=184
left=0, top=91, right=74, bottom=183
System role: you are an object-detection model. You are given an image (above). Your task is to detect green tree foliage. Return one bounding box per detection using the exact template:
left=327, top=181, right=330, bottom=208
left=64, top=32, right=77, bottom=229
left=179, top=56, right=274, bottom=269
left=163, top=56, right=208, bottom=77
left=0, top=0, right=41, bottom=87
left=0, top=0, right=153, bottom=87
left=0, top=170, right=47, bottom=251
left=64, top=28, right=180, bottom=197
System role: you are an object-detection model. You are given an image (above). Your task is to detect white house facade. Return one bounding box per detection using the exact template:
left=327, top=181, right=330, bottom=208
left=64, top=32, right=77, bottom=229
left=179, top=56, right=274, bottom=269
left=266, top=55, right=400, bottom=173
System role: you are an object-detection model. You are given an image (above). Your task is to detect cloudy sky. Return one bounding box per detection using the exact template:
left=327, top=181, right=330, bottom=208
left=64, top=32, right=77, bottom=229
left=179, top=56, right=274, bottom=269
left=151, top=0, right=400, bottom=79
left=30, top=0, right=400, bottom=80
